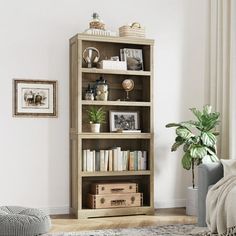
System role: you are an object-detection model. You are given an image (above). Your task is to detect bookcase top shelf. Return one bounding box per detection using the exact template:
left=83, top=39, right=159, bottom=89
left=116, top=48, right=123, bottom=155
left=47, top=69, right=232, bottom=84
left=71, top=33, right=154, bottom=45
left=81, top=100, right=151, bottom=107
left=81, top=68, right=151, bottom=76
left=81, top=170, right=151, bottom=177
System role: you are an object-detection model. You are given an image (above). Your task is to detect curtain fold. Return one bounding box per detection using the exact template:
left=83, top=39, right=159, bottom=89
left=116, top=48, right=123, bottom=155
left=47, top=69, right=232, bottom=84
left=206, top=0, right=235, bottom=159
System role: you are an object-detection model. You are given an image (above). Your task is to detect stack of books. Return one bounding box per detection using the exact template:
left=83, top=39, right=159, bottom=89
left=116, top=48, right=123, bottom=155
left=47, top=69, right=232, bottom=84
left=82, top=148, right=147, bottom=172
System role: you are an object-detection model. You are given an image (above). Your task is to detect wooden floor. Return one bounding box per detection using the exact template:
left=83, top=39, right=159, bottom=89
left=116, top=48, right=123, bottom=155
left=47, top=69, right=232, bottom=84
left=50, top=208, right=196, bottom=233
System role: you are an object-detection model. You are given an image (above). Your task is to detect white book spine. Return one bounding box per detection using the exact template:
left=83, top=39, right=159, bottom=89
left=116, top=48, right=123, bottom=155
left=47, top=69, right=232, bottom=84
left=86, top=149, right=92, bottom=172
left=122, top=151, right=125, bottom=171
left=104, top=150, right=109, bottom=172
left=90, top=151, right=94, bottom=172
left=100, top=150, right=105, bottom=171
left=113, top=148, right=118, bottom=171
left=108, top=150, right=113, bottom=171
left=92, top=150, right=96, bottom=172
left=117, top=147, right=123, bottom=171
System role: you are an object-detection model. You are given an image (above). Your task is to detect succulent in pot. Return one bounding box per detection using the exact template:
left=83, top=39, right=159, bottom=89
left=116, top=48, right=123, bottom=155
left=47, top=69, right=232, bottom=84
left=87, top=106, right=106, bottom=133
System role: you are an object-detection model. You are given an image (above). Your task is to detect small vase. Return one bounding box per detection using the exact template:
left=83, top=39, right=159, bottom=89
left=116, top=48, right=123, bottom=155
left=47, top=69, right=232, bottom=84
left=90, top=123, right=100, bottom=133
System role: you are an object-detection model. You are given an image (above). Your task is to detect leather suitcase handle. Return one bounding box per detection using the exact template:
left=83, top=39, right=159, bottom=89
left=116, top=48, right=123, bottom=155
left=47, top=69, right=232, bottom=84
left=111, top=200, right=126, bottom=206
left=111, top=188, right=124, bottom=192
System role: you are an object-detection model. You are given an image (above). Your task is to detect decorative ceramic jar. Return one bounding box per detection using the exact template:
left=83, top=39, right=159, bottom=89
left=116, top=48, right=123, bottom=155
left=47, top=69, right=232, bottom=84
left=95, top=77, right=109, bottom=101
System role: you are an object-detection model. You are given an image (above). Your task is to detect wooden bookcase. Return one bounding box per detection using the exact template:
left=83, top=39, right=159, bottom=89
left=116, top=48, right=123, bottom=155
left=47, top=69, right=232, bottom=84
left=69, top=34, right=154, bottom=219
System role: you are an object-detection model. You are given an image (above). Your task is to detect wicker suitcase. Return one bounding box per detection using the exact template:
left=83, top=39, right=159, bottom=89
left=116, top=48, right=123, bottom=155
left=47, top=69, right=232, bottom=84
left=88, top=192, right=143, bottom=209
left=90, top=182, right=138, bottom=195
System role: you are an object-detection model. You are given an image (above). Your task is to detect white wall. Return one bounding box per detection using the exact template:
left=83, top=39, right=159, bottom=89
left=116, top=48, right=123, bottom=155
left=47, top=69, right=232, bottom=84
left=0, top=0, right=208, bottom=213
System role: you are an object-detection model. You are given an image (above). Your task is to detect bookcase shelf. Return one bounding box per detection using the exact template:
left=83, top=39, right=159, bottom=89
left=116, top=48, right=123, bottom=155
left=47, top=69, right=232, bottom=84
left=81, top=170, right=151, bottom=177
left=81, top=68, right=151, bottom=76
left=81, top=100, right=151, bottom=107
left=78, top=206, right=154, bottom=219
left=69, top=34, right=154, bottom=219
left=79, top=132, right=152, bottom=139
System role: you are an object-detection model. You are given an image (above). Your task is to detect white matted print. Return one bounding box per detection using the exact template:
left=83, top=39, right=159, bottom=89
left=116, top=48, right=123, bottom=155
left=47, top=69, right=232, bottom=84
left=109, top=110, right=139, bottom=132
left=13, top=79, right=57, bottom=117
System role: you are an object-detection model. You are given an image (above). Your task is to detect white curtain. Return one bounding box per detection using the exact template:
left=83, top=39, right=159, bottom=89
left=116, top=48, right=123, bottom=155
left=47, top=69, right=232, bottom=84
left=206, top=0, right=236, bottom=159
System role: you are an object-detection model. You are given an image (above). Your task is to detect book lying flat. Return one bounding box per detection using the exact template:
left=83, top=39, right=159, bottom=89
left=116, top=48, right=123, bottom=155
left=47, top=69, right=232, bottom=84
left=121, top=130, right=141, bottom=133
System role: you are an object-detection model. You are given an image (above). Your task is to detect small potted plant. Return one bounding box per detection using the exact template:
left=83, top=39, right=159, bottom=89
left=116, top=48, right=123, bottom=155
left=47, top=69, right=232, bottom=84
left=87, top=106, right=106, bottom=133
left=166, top=105, right=220, bottom=215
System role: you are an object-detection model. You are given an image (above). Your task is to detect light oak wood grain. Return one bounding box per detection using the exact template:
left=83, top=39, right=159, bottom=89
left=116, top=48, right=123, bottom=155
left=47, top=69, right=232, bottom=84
left=70, top=34, right=154, bottom=218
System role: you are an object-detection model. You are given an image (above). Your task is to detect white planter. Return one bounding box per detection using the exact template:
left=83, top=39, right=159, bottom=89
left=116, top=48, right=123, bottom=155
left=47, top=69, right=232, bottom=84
left=186, top=186, right=198, bottom=216
left=90, top=123, right=100, bottom=133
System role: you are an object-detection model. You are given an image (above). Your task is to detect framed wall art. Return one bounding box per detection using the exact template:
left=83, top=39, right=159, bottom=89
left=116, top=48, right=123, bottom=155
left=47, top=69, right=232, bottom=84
left=109, top=110, right=140, bottom=132
left=13, top=79, right=57, bottom=117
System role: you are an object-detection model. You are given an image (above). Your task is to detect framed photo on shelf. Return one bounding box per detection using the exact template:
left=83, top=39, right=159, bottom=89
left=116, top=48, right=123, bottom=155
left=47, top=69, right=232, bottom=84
left=120, top=48, right=143, bottom=70
left=13, top=79, right=57, bottom=117
left=109, top=110, right=140, bottom=132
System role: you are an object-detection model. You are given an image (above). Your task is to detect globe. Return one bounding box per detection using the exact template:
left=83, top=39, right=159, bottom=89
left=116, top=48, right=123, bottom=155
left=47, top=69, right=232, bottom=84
left=122, top=79, right=134, bottom=101
left=122, top=79, right=134, bottom=91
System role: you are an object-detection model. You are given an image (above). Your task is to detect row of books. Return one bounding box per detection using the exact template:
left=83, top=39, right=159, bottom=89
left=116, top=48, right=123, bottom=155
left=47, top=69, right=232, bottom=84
left=82, top=148, right=147, bottom=172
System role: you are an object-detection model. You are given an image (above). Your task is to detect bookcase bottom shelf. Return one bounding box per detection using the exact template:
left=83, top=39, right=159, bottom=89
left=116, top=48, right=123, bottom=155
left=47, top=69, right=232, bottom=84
left=72, top=206, right=154, bottom=219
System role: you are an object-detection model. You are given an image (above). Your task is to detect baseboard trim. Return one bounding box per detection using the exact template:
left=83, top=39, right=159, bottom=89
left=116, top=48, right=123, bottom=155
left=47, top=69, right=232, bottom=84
left=40, top=206, right=70, bottom=215
left=155, top=199, right=186, bottom=208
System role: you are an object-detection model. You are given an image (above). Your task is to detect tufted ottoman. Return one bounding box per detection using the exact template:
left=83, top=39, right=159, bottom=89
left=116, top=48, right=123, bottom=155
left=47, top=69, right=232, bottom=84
left=0, top=206, right=51, bottom=236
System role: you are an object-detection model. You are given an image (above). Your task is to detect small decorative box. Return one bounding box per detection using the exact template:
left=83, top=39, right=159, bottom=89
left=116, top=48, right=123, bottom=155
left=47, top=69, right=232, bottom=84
left=99, top=60, right=127, bottom=70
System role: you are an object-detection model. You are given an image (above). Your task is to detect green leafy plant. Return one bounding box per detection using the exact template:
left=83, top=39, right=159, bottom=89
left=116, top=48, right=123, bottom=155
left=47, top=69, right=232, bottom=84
left=166, top=105, right=220, bottom=188
left=87, top=106, right=106, bottom=124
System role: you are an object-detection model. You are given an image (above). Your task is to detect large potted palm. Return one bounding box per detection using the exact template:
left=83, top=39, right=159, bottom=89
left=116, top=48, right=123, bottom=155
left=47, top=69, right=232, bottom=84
left=166, top=105, right=220, bottom=215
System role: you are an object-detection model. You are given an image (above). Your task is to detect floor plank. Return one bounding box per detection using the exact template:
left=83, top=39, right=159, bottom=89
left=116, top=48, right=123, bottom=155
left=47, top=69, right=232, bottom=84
left=50, top=208, right=197, bottom=233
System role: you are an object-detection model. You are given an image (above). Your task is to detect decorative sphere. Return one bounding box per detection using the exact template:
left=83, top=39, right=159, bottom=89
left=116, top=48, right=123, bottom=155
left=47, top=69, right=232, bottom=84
left=122, top=79, right=134, bottom=91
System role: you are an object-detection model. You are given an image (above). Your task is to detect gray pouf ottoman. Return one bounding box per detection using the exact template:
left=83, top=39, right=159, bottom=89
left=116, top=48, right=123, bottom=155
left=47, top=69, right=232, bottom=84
left=0, top=206, right=51, bottom=236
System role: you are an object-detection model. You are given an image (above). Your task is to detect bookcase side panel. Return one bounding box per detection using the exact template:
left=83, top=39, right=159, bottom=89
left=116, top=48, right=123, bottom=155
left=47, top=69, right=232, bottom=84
left=150, top=44, right=154, bottom=209
left=69, top=38, right=78, bottom=214
left=70, top=39, right=79, bottom=132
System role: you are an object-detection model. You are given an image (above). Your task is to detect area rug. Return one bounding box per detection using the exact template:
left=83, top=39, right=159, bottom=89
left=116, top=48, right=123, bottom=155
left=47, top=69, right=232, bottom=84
left=47, top=224, right=211, bottom=236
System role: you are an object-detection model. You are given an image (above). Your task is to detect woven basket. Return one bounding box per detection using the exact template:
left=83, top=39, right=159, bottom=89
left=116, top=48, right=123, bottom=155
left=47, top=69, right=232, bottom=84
left=119, top=25, right=145, bottom=38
